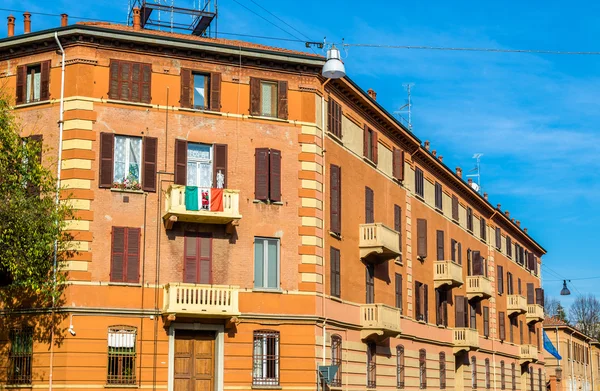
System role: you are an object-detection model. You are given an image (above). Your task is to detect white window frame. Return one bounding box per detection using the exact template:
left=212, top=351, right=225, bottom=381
left=113, top=135, right=142, bottom=184
left=254, top=237, right=280, bottom=290
left=260, top=81, right=278, bottom=118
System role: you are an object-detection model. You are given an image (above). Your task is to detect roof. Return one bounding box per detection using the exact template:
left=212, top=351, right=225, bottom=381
left=544, top=316, right=569, bottom=327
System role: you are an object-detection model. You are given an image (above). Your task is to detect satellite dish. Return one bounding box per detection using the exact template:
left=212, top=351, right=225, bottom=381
left=470, top=182, right=480, bottom=192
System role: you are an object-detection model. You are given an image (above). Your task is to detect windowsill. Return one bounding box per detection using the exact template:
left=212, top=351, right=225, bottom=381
left=329, top=231, right=342, bottom=240
left=111, top=188, right=144, bottom=194
left=415, top=194, right=425, bottom=202
left=327, top=131, right=343, bottom=145
left=480, top=239, right=487, bottom=244
left=330, top=296, right=343, bottom=303
left=179, top=107, right=222, bottom=116
left=417, top=320, right=427, bottom=325
left=105, top=385, right=138, bottom=389
left=252, top=288, right=283, bottom=294
left=251, top=386, right=282, bottom=390
left=395, top=257, right=404, bottom=266
left=14, top=100, right=51, bottom=109
left=253, top=199, right=283, bottom=205
left=108, top=282, right=142, bottom=287
left=362, top=157, right=377, bottom=168
left=5, top=385, right=32, bottom=389
left=248, top=115, right=288, bottom=123
left=106, top=99, right=153, bottom=108
left=435, top=207, right=443, bottom=214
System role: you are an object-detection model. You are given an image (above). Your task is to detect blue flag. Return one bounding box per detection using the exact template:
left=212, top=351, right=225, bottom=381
left=543, top=330, right=562, bottom=360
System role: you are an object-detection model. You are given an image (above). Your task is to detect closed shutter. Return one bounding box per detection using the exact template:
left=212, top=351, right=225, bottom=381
left=330, top=165, right=341, bottom=234
left=213, top=144, right=228, bottom=189
left=198, top=235, right=212, bottom=284
left=126, top=228, right=140, bottom=283
left=130, top=63, right=139, bottom=101
left=435, top=182, right=442, bottom=209
left=424, top=284, right=429, bottom=323
left=507, top=236, right=512, bottom=257
left=327, top=99, right=333, bottom=135
left=535, top=288, right=544, bottom=306
left=394, top=205, right=402, bottom=256
left=452, top=195, right=459, bottom=221
left=269, top=149, right=281, bottom=201
left=40, top=60, right=50, bottom=101
left=528, top=252, right=535, bottom=271
left=141, top=63, right=152, bottom=103
left=470, top=302, right=477, bottom=329
left=108, top=60, right=119, bottom=100
left=393, top=148, right=404, bottom=181
left=277, top=80, right=288, bottom=119
left=483, top=306, right=489, bottom=337
left=527, top=283, right=535, bottom=304
left=499, top=312, right=506, bottom=340
left=184, top=234, right=198, bottom=283
left=507, top=272, right=513, bottom=295
left=520, top=321, right=524, bottom=345
left=458, top=242, right=462, bottom=265
left=210, top=72, right=221, bottom=111
left=518, top=278, right=522, bottom=295
left=415, top=281, right=421, bottom=320
left=180, top=68, right=192, bottom=108
left=436, top=230, right=445, bottom=260
left=497, top=265, right=504, bottom=295
left=480, top=219, right=486, bottom=241
left=249, top=77, right=260, bottom=115
left=110, top=227, right=126, bottom=282
left=395, top=273, right=402, bottom=311
left=365, top=187, right=374, bottom=224
left=99, top=133, right=115, bottom=188
left=455, top=295, right=465, bottom=327
left=330, top=247, right=340, bottom=298
left=142, top=137, right=158, bottom=192
left=16, top=65, right=26, bottom=104
left=496, top=228, right=501, bottom=250
left=472, top=251, right=482, bottom=276
left=363, top=125, right=369, bottom=158
left=254, top=148, right=269, bottom=200
left=184, top=233, right=212, bottom=284
left=415, top=167, right=424, bottom=197
left=436, top=289, right=441, bottom=325
left=366, top=265, right=374, bottom=304
left=417, top=218, right=427, bottom=258
left=328, top=99, right=342, bottom=138
left=174, top=139, right=188, bottom=186
left=451, top=239, right=457, bottom=262
left=467, top=207, right=473, bottom=231
left=371, top=131, right=378, bottom=164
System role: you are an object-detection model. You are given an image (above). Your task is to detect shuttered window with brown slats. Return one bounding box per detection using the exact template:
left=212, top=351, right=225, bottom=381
left=415, top=167, right=424, bottom=198
left=499, top=311, right=506, bottom=340
left=366, top=265, right=375, bottom=304
left=496, top=227, right=502, bottom=250
left=365, top=187, right=374, bottom=224
left=455, top=295, right=469, bottom=328
left=110, top=227, right=140, bottom=283
left=497, top=265, right=504, bottom=295
left=535, top=288, right=545, bottom=307
left=483, top=306, right=489, bottom=337
left=249, top=78, right=288, bottom=119
left=417, top=218, right=427, bottom=259
left=451, top=195, right=459, bottom=221
left=480, top=218, right=487, bottom=241
left=435, top=182, right=443, bottom=210
left=328, top=98, right=342, bottom=138
left=393, top=148, right=405, bottom=182
left=506, top=236, right=512, bottom=258
left=436, top=230, right=445, bottom=260
left=99, top=134, right=157, bottom=191
left=395, top=205, right=402, bottom=261
left=330, top=165, right=342, bottom=235
left=527, top=283, right=535, bottom=305
left=254, top=148, right=281, bottom=202
left=180, top=69, right=222, bottom=111
left=472, top=251, right=483, bottom=276
left=415, top=281, right=428, bottom=322
left=16, top=61, right=51, bottom=105
left=451, top=239, right=457, bottom=262
left=142, top=137, right=158, bottom=192
left=507, top=272, right=514, bottom=295
left=395, top=273, right=403, bottom=312
left=330, top=247, right=341, bottom=298
left=467, top=207, right=473, bottom=231
left=435, top=288, right=448, bottom=327
left=363, top=125, right=378, bottom=164
left=109, top=60, right=151, bottom=103
left=184, top=232, right=212, bottom=284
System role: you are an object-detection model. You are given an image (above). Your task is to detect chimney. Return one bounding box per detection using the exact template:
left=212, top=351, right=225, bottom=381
left=23, top=12, right=31, bottom=34
left=61, top=13, right=68, bottom=27
left=516, top=220, right=521, bottom=227
left=483, top=192, right=488, bottom=200
left=468, top=178, right=473, bottom=185
left=524, top=228, right=528, bottom=233
left=505, top=211, right=510, bottom=218
left=432, top=150, right=437, bottom=157
left=133, top=7, right=141, bottom=31
left=511, top=218, right=515, bottom=223
left=367, top=88, right=377, bottom=101
left=497, top=203, right=501, bottom=210
left=438, top=155, right=443, bottom=163
left=7, top=15, right=15, bottom=38
left=424, top=140, right=430, bottom=151
left=456, top=167, right=462, bottom=178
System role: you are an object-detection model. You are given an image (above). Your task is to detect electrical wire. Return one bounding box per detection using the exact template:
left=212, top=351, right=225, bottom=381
left=247, top=0, right=312, bottom=41
left=229, top=0, right=304, bottom=42
left=545, top=276, right=600, bottom=282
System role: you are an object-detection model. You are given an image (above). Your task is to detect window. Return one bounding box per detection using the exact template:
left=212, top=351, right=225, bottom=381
left=472, top=251, right=483, bottom=276
left=511, top=363, right=516, bottom=391
left=538, top=369, right=542, bottom=391
left=458, top=242, right=462, bottom=265
left=328, top=99, right=342, bottom=138
left=467, top=207, right=473, bottom=231
left=527, top=283, right=535, bottom=305
left=529, top=367, right=534, bottom=391
left=16, top=61, right=50, bottom=104
left=255, top=148, right=282, bottom=202
left=436, top=288, right=448, bottom=327
left=435, top=182, right=443, bottom=210
left=417, top=218, right=427, bottom=259
left=485, top=359, right=491, bottom=389
left=472, top=356, right=477, bottom=390
left=363, top=126, right=378, bottom=164
left=455, top=295, right=469, bottom=328
left=393, top=148, right=405, bottom=181
left=254, top=238, right=280, bottom=289
left=452, top=195, right=459, bottom=221
left=114, top=135, right=142, bottom=186
left=518, top=278, right=522, bottom=295
left=107, top=326, right=137, bottom=385
left=366, top=265, right=375, bottom=304
left=365, top=187, right=374, bottom=224
left=331, top=335, right=342, bottom=387
left=415, top=167, right=424, bottom=197
left=253, top=330, right=280, bottom=386
left=510, top=317, right=517, bottom=343
left=172, top=140, right=227, bottom=192
left=520, top=321, right=524, bottom=345
left=184, top=233, right=212, bottom=284
left=496, top=227, right=502, bottom=250
left=470, top=302, right=477, bottom=330
left=395, top=273, right=403, bottom=312
left=367, top=342, right=376, bottom=388
left=419, top=349, right=427, bottom=389
left=330, top=247, right=341, bottom=298
left=330, top=164, right=342, bottom=235
left=451, top=239, right=457, bottom=262
left=501, top=361, right=506, bottom=390
left=498, top=311, right=506, bottom=341
left=180, top=69, right=221, bottom=111
left=110, top=227, right=141, bottom=283
left=192, top=73, right=210, bottom=109
left=483, top=306, right=489, bottom=337
left=8, top=328, right=32, bottom=385
left=108, top=60, right=151, bottom=103
left=436, top=230, right=445, bottom=260
left=480, top=218, right=487, bottom=241
left=497, top=265, right=504, bottom=295
left=395, top=205, right=403, bottom=261
left=396, top=345, right=405, bottom=389
left=439, top=352, right=446, bottom=389
left=415, top=281, right=429, bottom=322
left=507, top=272, right=514, bottom=295
left=506, top=236, right=512, bottom=258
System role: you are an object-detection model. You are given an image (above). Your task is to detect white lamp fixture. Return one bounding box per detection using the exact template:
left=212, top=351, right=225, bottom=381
left=322, top=45, right=346, bottom=79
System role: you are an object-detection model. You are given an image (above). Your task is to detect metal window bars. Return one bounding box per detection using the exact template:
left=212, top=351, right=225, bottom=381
left=419, top=349, right=427, bottom=389
left=330, top=335, right=342, bottom=387
left=439, top=352, right=446, bottom=390
left=252, top=330, right=280, bottom=386
left=107, top=326, right=137, bottom=385
left=397, top=345, right=405, bottom=389
left=9, top=328, right=33, bottom=385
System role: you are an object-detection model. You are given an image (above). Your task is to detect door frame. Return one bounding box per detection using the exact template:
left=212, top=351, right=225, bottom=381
left=168, top=323, right=224, bottom=391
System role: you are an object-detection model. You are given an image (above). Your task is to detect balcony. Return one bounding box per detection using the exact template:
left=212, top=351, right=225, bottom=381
left=433, top=260, right=464, bottom=288
left=519, top=344, right=538, bottom=364
left=359, top=223, right=401, bottom=262
left=163, top=283, right=241, bottom=320
left=452, top=328, right=479, bottom=354
left=507, top=295, right=527, bottom=316
left=526, top=304, right=545, bottom=324
left=163, top=185, right=242, bottom=229
left=466, top=275, right=493, bottom=300
left=360, top=304, right=402, bottom=342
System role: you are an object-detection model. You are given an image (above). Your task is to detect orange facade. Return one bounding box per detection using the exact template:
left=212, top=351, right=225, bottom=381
left=0, top=19, right=546, bottom=391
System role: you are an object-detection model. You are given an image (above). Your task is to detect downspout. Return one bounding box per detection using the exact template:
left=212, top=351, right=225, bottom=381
left=571, top=333, right=575, bottom=391
left=49, top=31, right=66, bottom=391
left=321, top=78, right=331, bottom=366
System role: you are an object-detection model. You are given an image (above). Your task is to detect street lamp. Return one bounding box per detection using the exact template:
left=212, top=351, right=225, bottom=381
left=560, top=280, right=571, bottom=296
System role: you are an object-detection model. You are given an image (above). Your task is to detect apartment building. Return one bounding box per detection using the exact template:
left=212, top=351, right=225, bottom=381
left=544, top=317, right=600, bottom=391
left=0, top=9, right=546, bottom=391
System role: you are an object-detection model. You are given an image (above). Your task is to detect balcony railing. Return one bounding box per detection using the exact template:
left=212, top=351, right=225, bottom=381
left=163, top=283, right=240, bottom=317
left=452, top=327, right=479, bottom=353
left=433, top=260, right=464, bottom=288
left=466, top=275, right=493, bottom=300
left=360, top=304, right=402, bottom=341
left=163, top=185, right=242, bottom=228
left=359, top=223, right=401, bottom=261
left=519, top=344, right=538, bottom=363
left=507, top=295, right=527, bottom=316
left=526, top=304, right=545, bottom=324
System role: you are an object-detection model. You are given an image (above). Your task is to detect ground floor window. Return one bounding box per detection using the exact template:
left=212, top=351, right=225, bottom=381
left=9, top=328, right=33, bottom=385
left=253, top=330, right=280, bottom=386
left=107, top=326, right=137, bottom=385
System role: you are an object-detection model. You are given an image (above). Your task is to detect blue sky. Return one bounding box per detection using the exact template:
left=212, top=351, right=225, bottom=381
left=4, top=0, right=598, bottom=308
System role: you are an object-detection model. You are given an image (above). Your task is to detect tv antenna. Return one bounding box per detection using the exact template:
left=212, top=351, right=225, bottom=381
left=466, top=153, right=483, bottom=193
left=394, top=83, right=414, bottom=130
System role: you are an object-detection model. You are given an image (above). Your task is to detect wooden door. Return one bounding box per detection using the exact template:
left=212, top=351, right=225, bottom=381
left=174, top=331, right=215, bottom=391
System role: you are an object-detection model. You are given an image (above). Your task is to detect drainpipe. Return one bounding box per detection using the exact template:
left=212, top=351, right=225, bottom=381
left=321, top=78, right=331, bottom=366
left=571, top=333, right=575, bottom=391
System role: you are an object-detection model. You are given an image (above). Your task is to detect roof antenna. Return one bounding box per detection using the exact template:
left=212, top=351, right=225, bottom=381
left=394, top=83, right=414, bottom=130
left=466, top=153, right=483, bottom=193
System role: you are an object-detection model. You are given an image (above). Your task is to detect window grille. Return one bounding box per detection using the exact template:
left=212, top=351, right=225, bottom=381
left=9, top=328, right=33, bottom=385
left=253, top=330, right=280, bottom=386
left=107, top=326, right=137, bottom=385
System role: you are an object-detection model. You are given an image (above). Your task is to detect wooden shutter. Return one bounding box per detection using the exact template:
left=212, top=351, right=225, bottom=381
left=371, top=131, right=378, bottom=164
left=99, top=133, right=115, bottom=188
left=451, top=239, right=456, bottom=262
left=198, top=235, right=212, bottom=284
left=496, top=227, right=501, bottom=249
left=16, top=65, right=26, bottom=104
left=277, top=80, right=288, bottom=119
left=142, top=137, right=158, bottom=192
left=518, top=278, right=522, bottom=295
left=436, top=289, right=441, bottom=325
left=330, top=165, right=341, bottom=234
left=497, top=265, right=504, bottom=294
left=480, top=219, right=486, bottom=241
left=436, top=230, right=444, bottom=260
left=363, top=125, right=369, bottom=158
left=366, top=265, right=374, bottom=304
left=330, top=247, right=340, bottom=298
left=393, top=148, right=405, bottom=181
left=536, top=288, right=544, bottom=306
left=423, top=284, right=429, bottom=323
left=210, top=72, right=221, bottom=111
left=131, top=63, right=142, bottom=103
left=452, top=195, right=459, bottom=221
left=470, top=302, right=477, bottom=329
left=334, top=99, right=342, bottom=138
left=108, top=60, right=120, bottom=100
left=254, top=148, right=269, bottom=200
left=483, top=306, right=489, bottom=337
left=455, top=295, right=465, bottom=327
left=417, top=218, right=427, bottom=258
left=365, top=187, right=374, bottom=224
left=507, top=272, right=513, bottom=295
left=269, top=149, right=281, bottom=201
left=395, top=273, right=402, bottom=310
left=120, top=61, right=131, bottom=101
left=184, top=234, right=198, bottom=283
left=507, top=236, right=512, bottom=257
left=174, top=139, right=188, bottom=186
left=111, top=227, right=126, bottom=282
left=126, top=228, right=140, bottom=283
left=472, top=251, right=482, bottom=276
left=327, top=99, right=333, bottom=135
left=467, top=207, right=473, bottom=231
left=415, top=281, right=422, bottom=320
left=213, top=144, right=228, bottom=189
left=528, top=252, right=535, bottom=271
left=458, top=242, right=462, bottom=265
left=519, top=321, right=524, bottom=344
left=249, top=77, right=260, bottom=115
left=180, top=68, right=192, bottom=108
left=394, top=205, right=402, bottom=256
left=40, top=60, right=51, bottom=101
left=527, top=283, right=535, bottom=304
left=499, top=312, right=506, bottom=340
left=141, top=63, right=152, bottom=103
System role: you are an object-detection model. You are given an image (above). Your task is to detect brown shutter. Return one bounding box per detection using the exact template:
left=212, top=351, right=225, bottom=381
left=16, top=65, right=26, bottom=104
left=423, top=284, right=429, bottom=323
left=436, top=230, right=444, bottom=260
left=209, top=72, right=222, bottom=111
left=141, top=63, right=152, bottom=103
left=518, top=278, right=522, bottom=295
left=330, top=165, right=341, bottom=234
left=131, top=63, right=142, bottom=102
left=250, top=77, right=260, bottom=116
left=499, top=312, right=506, bottom=340
left=180, top=68, right=192, bottom=108
left=452, top=195, right=459, bottom=221
left=213, top=144, right=228, bottom=189
left=111, top=227, right=126, bottom=282
left=483, top=306, right=489, bottom=337
left=436, top=288, right=441, bottom=325
left=334, top=99, right=342, bottom=138
left=458, top=242, right=462, bottom=265
left=480, top=219, right=486, bottom=241
left=451, top=239, right=457, bottom=262
left=363, top=125, right=369, bottom=158
left=331, top=247, right=341, bottom=298
left=415, top=282, right=421, bottom=320
left=99, top=133, right=114, bottom=188
left=109, top=60, right=120, bottom=100
left=507, top=272, right=513, bottom=295
left=417, top=218, right=427, bottom=258
left=527, top=283, right=535, bottom=304
left=184, top=234, right=198, bottom=283
left=327, top=99, right=333, bottom=134
left=472, top=251, right=482, bottom=275
left=174, top=139, right=188, bottom=186
left=120, top=61, right=131, bottom=101
left=142, top=137, right=158, bottom=192
left=198, top=235, right=212, bottom=284
left=371, top=131, right=378, bottom=164
left=497, top=265, right=504, bottom=294
left=40, top=60, right=50, bottom=101
left=254, top=148, right=269, bottom=200
left=277, top=80, right=288, bottom=119
left=394, top=204, right=401, bottom=254
left=536, top=288, right=544, bottom=306
left=395, top=273, right=402, bottom=310
left=393, top=148, right=405, bottom=181
left=496, top=227, right=502, bottom=250
left=365, top=187, right=374, bottom=224
left=269, top=149, right=281, bottom=201
left=455, top=295, right=465, bottom=327
left=528, top=252, right=535, bottom=271
left=126, top=228, right=140, bottom=283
